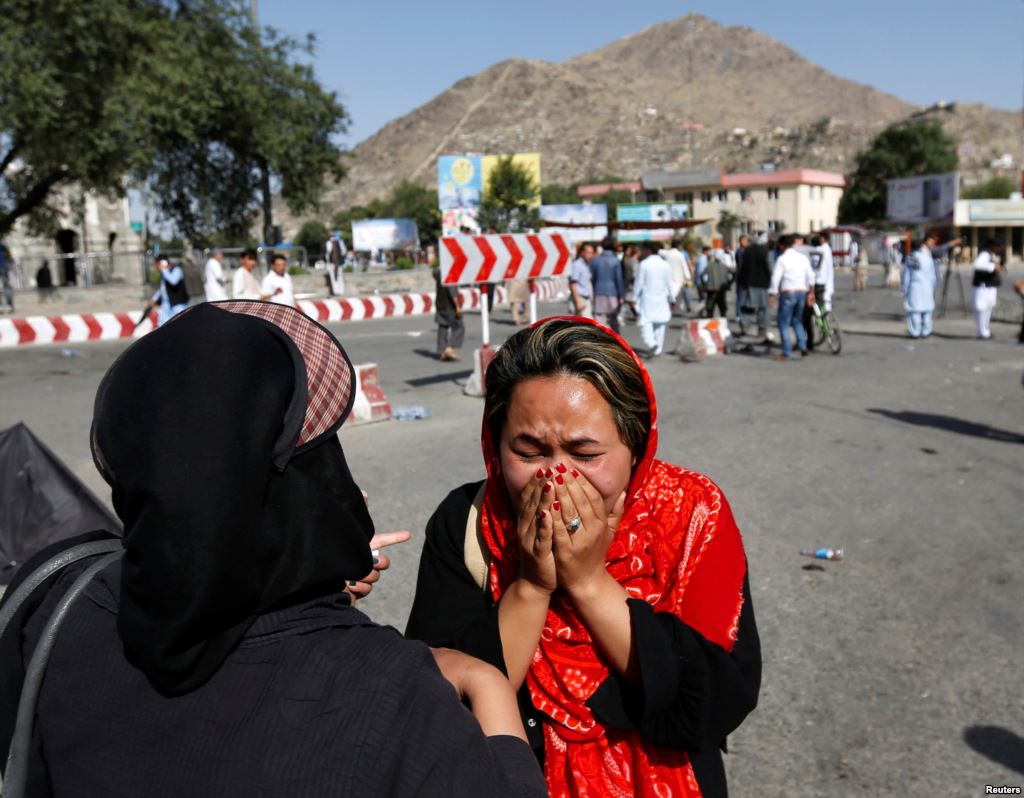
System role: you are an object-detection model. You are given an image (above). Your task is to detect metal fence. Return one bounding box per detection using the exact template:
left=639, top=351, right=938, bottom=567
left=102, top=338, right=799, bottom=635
left=9, top=250, right=150, bottom=290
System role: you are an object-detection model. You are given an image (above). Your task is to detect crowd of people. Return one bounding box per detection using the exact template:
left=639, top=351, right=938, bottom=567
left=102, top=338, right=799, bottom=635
left=147, top=248, right=298, bottom=327
left=560, top=231, right=838, bottom=361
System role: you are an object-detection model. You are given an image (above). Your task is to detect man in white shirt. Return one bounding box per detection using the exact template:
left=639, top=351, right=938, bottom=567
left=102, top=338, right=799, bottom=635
left=633, top=241, right=674, bottom=357
left=768, top=234, right=816, bottom=360
left=803, top=235, right=835, bottom=352
left=662, top=240, right=692, bottom=314
left=232, top=248, right=268, bottom=300
left=261, top=253, right=295, bottom=307
left=203, top=249, right=228, bottom=302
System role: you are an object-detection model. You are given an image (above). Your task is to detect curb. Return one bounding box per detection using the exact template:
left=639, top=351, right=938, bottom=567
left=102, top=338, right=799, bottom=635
left=0, top=279, right=569, bottom=349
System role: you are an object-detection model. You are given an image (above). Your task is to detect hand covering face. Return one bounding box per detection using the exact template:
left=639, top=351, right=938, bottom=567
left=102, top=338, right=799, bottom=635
left=91, top=301, right=373, bottom=696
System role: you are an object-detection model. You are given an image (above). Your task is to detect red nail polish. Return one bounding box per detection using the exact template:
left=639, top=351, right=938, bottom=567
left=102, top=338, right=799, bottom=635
left=539, top=510, right=547, bottom=519
left=552, top=500, right=560, bottom=511
left=536, top=468, right=544, bottom=479
left=544, top=468, right=553, bottom=478
left=543, top=483, right=552, bottom=494
left=555, top=474, right=564, bottom=485
left=570, top=469, right=579, bottom=478
left=556, top=463, right=567, bottom=474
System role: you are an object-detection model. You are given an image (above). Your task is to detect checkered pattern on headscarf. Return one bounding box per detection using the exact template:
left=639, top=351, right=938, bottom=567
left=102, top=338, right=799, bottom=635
left=204, top=301, right=354, bottom=450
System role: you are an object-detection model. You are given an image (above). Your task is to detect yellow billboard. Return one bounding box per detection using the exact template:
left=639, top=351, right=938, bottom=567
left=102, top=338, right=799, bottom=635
left=481, top=152, right=542, bottom=207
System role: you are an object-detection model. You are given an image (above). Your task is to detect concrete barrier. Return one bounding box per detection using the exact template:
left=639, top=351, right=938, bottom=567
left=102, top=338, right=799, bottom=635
left=350, top=363, right=392, bottom=425
left=463, top=345, right=499, bottom=397
left=677, top=318, right=733, bottom=359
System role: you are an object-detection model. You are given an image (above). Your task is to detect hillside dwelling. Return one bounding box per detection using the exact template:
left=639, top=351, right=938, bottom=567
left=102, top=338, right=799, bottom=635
left=642, top=167, right=846, bottom=245
left=954, top=199, right=1024, bottom=261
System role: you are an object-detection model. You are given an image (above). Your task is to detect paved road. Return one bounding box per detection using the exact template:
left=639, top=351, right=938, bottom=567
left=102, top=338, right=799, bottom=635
left=1, top=275, right=1022, bottom=794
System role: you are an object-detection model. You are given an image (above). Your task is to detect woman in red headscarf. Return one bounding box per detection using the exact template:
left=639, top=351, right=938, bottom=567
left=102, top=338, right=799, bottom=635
left=407, top=317, right=761, bottom=797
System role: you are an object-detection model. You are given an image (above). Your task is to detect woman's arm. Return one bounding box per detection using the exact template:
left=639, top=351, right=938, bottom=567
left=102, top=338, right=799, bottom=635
left=587, top=575, right=761, bottom=751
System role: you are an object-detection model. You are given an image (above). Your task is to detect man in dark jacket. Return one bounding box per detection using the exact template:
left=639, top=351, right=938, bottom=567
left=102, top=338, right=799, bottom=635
left=738, top=233, right=773, bottom=340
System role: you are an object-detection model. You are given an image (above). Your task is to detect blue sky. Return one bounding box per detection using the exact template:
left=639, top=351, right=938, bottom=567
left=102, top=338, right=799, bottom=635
left=258, top=0, right=1023, bottom=147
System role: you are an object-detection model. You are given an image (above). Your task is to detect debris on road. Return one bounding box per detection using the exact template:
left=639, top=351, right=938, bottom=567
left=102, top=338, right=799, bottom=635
left=391, top=405, right=431, bottom=421
left=800, top=547, right=844, bottom=561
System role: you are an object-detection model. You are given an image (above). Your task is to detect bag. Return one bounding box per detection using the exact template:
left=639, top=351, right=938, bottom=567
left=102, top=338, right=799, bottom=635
left=0, top=539, right=122, bottom=797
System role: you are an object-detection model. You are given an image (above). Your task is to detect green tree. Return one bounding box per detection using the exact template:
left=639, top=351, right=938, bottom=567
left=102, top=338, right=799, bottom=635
left=961, top=175, right=1016, bottom=200
left=541, top=183, right=580, bottom=205
left=838, top=121, right=958, bottom=225
left=0, top=0, right=347, bottom=245
left=294, top=220, right=328, bottom=264
left=477, top=156, right=540, bottom=233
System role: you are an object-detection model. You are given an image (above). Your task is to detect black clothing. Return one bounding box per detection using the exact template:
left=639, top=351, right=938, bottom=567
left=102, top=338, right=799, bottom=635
left=803, top=284, right=827, bottom=351
left=91, top=303, right=374, bottom=696
left=164, top=270, right=190, bottom=305
left=4, top=556, right=544, bottom=798
left=704, top=290, right=728, bottom=319
left=406, top=481, right=762, bottom=798
left=739, top=244, right=771, bottom=289
left=972, top=269, right=1000, bottom=288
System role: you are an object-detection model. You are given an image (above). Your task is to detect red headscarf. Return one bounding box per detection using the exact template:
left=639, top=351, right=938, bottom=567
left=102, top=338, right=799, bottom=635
left=479, top=317, right=747, bottom=797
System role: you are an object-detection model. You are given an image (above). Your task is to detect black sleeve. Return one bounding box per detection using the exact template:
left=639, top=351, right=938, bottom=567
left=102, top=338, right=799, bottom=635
left=404, top=482, right=505, bottom=672
left=369, top=643, right=547, bottom=798
left=586, top=573, right=761, bottom=752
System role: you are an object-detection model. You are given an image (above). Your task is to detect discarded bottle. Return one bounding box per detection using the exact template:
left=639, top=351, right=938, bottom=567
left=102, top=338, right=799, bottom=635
left=800, top=547, right=844, bottom=561
left=391, top=405, right=432, bottom=421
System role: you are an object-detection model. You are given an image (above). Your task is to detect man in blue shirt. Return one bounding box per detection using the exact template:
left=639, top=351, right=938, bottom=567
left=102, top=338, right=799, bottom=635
left=149, top=257, right=189, bottom=326
left=589, top=237, right=624, bottom=332
left=568, top=242, right=594, bottom=318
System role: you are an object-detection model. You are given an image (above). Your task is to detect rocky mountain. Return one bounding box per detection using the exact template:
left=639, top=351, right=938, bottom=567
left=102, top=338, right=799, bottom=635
left=300, top=14, right=1020, bottom=221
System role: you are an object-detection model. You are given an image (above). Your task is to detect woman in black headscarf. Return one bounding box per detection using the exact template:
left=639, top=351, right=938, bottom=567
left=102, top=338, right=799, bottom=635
left=0, top=301, right=544, bottom=798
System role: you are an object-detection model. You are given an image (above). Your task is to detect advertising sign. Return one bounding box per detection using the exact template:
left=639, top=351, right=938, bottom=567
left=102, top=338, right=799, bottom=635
left=886, top=172, right=959, bottom=224
left=615, top=202, right=690, bottom=241
left=539, top=204, right=608, bottom=243
left=964, top=199, right=1024, bottom=223
left=438, top=156, right=483, bottom=211
left=482, top=152, right=542, bottom=207
left=351, top=218, right=419, bottom=251
left=441, top=207, right=480, bottom=237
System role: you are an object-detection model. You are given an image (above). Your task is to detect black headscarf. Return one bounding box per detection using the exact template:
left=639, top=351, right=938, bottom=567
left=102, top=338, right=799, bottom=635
left=91, top=302, right=374, bottom=696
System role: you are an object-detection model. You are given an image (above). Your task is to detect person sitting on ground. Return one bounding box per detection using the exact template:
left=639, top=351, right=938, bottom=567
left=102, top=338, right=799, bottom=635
left=407, top=317, right=761, bottom=797
left=0, top=302, right=546, bottom=798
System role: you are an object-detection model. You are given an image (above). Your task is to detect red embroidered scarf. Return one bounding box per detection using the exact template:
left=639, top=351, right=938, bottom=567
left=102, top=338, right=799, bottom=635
left=479, top=317, right=747, bottom=797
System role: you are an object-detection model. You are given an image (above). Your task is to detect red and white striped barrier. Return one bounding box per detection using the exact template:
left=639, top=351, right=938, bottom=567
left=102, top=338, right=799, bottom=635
left=350, top=362, right=392, bottom=425
left=680, top=318, right=733, bottom=357
left=0, top=280, right=569, bottom=349
left=0, top=311, right=156, bottom=348
left=440, top=233, right=571, bottom=285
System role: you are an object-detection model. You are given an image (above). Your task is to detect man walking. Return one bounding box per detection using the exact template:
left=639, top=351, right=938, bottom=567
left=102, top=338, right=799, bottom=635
left=738, top=233, right=772, bottom=340
left=804, top=234, right=834, bottom=351
left=662, top=239, right=692, bottom=314
left=734, top=235, right=749, bottom=330
left=634, top=241, right=674, bottom=357
left=589, top=236, right=623, bottom=332
left=568, top=242, right=594, bottom=318
left=149, top=257, right=189, bottom=326
left=901, top=233, right=960, bottom=338
left=203, top=249, right=228, bottom=302
left=261, top=253, right=295, bottom=307
left=232, top=248, right=269, bottom=300
left=768, top=235, right=815, bottom=360
left=703, top=249, right=733, bottom=319
left=434, top=265, right=464, bottom=361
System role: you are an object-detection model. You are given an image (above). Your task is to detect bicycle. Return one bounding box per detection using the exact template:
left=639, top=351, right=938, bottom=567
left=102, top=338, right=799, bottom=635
left=811, top=302, right=842, bottom=354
